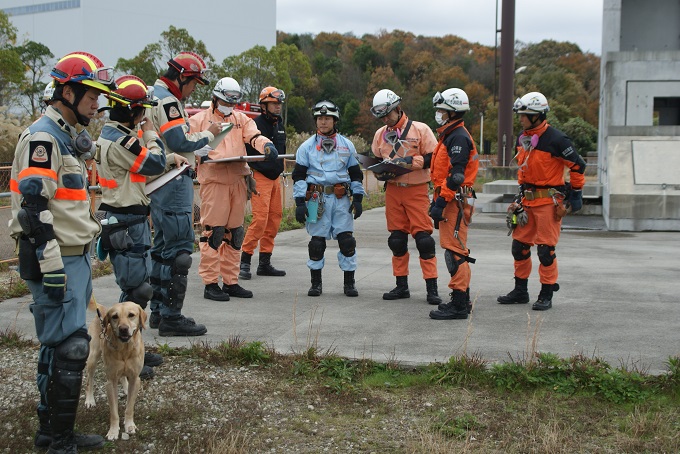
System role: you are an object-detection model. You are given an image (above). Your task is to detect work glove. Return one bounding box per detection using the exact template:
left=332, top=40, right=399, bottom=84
left=514, top=203, right=528, bottom=226
left=429, top=197, right=447, bottom=224
left=295, top=197, right=307, bottom=224
left=349, top=194, right=363, bottom=219
left=375, top=172, right=395, bottom=181
left=208, top=226, right=225, bottom=250
left=263, top=143, right=278, bottom=162
left=566, top=188, right=583, bottom=213
left=392, top=156, right=412, bottom=167
left=246, top=174, right=258, bottom=200
left=446, top=173, right=465, bottom=191
left=43, top=268, right=66, bottom=301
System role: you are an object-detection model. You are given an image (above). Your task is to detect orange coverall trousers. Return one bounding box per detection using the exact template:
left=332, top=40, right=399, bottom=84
left=241, top=171, right=283, bottom=255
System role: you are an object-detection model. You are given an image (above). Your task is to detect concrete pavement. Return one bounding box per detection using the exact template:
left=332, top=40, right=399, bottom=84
left=1, top=194, right=678, bottom=374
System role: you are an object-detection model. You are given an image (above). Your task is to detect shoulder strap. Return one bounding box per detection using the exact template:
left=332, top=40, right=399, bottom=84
left=388, top=120, right=412, bottom=159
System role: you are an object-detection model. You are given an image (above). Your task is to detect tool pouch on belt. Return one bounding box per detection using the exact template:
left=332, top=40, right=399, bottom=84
left=18, top=236, right=43, bottom=280
left=333, top=184, right=347, bottom=199
left=100, top=222, right=133, bottom=252
left=554, top=203, right=568, bottom=220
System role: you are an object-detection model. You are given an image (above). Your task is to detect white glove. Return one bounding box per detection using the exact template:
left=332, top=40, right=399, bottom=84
left=194, top=145, right=212, bottom=157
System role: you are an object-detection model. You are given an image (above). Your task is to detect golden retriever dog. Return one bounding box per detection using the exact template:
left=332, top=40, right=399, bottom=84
left=84, top=297, right=146, bottom=440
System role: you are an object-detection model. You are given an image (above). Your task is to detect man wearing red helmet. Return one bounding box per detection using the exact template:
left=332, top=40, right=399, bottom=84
left=239, top=86, right=287, bottom=280
left=146, top=51, right=221, bottom=336
left=96, top=75, right=180, bottom=378
left=9, top=51, right=112, bottom=452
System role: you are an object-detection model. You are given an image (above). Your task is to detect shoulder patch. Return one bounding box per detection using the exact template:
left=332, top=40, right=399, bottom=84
left=29, top=141, right=53, bottom=169
left=121, top=135, right=143, bottom=156
left=164, top=102, right=182, bottom=120
left=123, top=136, right=138, bottom=150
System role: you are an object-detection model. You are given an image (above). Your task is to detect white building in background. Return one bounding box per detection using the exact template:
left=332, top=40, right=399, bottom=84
left=598, top=0, right=680, bottom=231
left=0, top=0, right=276, bottom=70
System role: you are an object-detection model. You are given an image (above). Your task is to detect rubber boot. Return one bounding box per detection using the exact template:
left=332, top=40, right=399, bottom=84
left=383, top=276, right=410, bottom=300
left=239, top=251, right=252, bottom=280
left=497, top=277, right=530, bottom=304
left=532, top=283, right=559, bottom=311
left=34, top=408, right=104, bottom=450
left=430, top=290, right=469, bottom=320
left=257, top=252, right=286, bottom=276
left=425, top=278, right=442, bottom=305
left=308, top=269, right=323, bottom=296
left=343, top=271, right=359, bottom=297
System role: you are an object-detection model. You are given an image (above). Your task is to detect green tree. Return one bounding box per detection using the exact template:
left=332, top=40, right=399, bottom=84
left=16, top=41, right=53, bottom=117
left=0, top=11, right=24, bottom=107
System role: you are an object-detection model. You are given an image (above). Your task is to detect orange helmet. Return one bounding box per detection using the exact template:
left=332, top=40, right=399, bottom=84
left=50, top=51, right=115, bottom=94
left=108, top=75, right=157, bottom=109
left=259, top=86, right=285, bottom=104
left=168, top=51, right=210, bottom=85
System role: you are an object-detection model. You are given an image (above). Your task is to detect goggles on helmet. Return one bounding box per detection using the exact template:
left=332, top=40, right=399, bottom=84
left=512, top=98, right=526, bottom=113
left=267, top=89, right=286, bottom=102
left=51, top=65, right=115, bottom=87
left=370, top=102, right=393, bottom=118
left=216, top=89, right=242, bottom=103
left=432, top=92, right=446, bottom=107
left=313, top=101, right=339, bottom=115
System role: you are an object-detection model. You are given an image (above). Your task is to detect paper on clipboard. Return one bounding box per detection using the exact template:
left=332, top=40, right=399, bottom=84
left=144, top=162, right=190, bottom=195
left=208, top=122, right=234, bottom=148
left=202, top=154, right=296, bottom=163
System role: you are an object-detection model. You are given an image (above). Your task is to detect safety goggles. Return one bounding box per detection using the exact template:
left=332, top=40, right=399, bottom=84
left=512, top=98, right=527, bottom=113
left=268, top=89, right=286, bottom=102
left=51, top=65, right=115, bottom=86
left=217, top=89, right=242, bottom=103
left=370, top=102, right=392, bottom=118
left=313, top=102, right=339, bottom=115
left=432, top=92, right=446, bottom=107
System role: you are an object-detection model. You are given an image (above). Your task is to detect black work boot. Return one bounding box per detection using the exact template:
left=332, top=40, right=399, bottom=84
left=223, top=283, right=253, bottom=298
left=149, top=311, right=161, bottom=329
left=425, top=278, right=442, bottom=305
left=497, top=277, right=530, bottom=304
left=239, top=251, right=252, bottom=280
left=308, top=269, right=323, bottom=296
left=34, top=408, right=104, bottom=450
left=144, top=351, right=163, bottom=367
left=343, top=271, right=359, bottom=297
left=383, top=276, right=410, bottom=300
left=532, top=283, right=559, bottom=311
left=204, top=283, right=230, bottom=301
left=139, top=365, right=154, bottom=380
left=430, top=290, right=469, bottom=320
left=257, top=252, right=286, bottom=276
left=47, top=431, right=77, bottom=454
left=159, top=315, right=207, bottom=337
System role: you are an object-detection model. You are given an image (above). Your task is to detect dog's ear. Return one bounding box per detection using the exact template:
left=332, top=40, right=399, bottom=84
left=139, top=306, right=147, bottom=330
left=104, top=309, right=113, bottom=332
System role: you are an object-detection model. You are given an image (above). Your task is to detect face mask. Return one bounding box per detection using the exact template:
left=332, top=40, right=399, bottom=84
left=218, top=105, right=233, bottom=116
left=435, top=111, right=447, bottom=126
left=72, top=129, right=95, bottom=161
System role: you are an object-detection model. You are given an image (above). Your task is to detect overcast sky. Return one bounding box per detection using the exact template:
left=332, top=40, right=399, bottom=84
left=277, top=0, right=604, bottom=55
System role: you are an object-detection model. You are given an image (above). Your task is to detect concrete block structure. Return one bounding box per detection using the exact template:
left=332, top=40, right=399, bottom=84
left=598, top=0, right=680, bottom=230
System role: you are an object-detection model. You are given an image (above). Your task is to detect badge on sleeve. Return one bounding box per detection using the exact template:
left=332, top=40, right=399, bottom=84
left=28, top=141, right=53, bottom=169
left=163, top=101, right=182, bottom=120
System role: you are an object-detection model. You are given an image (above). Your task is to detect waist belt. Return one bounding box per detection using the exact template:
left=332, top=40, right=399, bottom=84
left=61, top=243, right=90, bottom=256
left=523, top=188, right=554, bottom=201
left=99, top=203, right=150, bottom=216
left=388, top=181, right=428, bottom=188
left=308, top=183, right=348, bottom=195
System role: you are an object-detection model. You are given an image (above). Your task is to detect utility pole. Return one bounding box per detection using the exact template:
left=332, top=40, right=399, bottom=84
left=496, top=0, right=515, bottom=167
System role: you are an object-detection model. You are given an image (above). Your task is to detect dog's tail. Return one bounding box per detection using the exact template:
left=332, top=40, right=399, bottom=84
left=88, top=295, right=107, bottom=316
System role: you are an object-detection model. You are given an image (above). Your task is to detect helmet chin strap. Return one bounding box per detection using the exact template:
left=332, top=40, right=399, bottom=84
left=54, top=84, right=91, bottom=126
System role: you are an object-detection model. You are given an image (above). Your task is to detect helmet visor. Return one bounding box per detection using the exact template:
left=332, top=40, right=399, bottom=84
left=370, top=102, right=391, bottom=118
left=216, top=89, right=242, bottom=103
left=313, top=101, right=339, bottom=116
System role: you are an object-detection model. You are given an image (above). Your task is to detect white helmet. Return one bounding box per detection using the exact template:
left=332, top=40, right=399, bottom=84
left=42, top=82, right=55, bottom=105
left=213, top=77, right=242, bottom=103
left=312, top=100, right=340, bottom=120
left=432, top=88, right=469, bottom=112
left=371, top=89, right=401, bottom=118
left=513, top=91, right=549, bottom=114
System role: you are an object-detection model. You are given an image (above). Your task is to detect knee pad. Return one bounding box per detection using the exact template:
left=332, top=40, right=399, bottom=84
left=414, top=231, right=436, bottom=260
left=128, top=282, right=153, bottom=309
left=511, top=239, right=531, bottom=261
left=308, top=236, right=326, bottom=261
left=444, top=249, right=462, bottom=277
left=54, top=329, right=90, bottom=368
left=537, top=244, right=556, bottom=266
left=387, top=231, right=408, bottom=257
left=337, top=232, right=356, bottom=257
left=172, top=251, right=192, bottom=276
left=227, top=225, right=245, bottom=250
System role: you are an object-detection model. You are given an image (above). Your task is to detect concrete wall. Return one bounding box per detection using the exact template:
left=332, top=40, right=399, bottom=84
left=598, top=0, right=680, bottom=231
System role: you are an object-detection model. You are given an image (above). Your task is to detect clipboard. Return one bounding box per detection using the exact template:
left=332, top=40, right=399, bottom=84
left=202, top=154, right=295, bottom=163
left=356, top=154, right=382, bottom=170
left=144, top=162, right=191, bottom=195
left=208, top=122, right=234, bottom=148
left=366, top=161, right=412, bottom=176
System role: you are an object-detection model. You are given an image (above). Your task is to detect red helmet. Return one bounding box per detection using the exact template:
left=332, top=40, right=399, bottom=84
left=50, top=51, right=115, bottom=93
left=168, top=51, right=210, bottom=85
left=108, top=75, right=157, bottom=109
left=259, top=86, right=285, bottom=104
